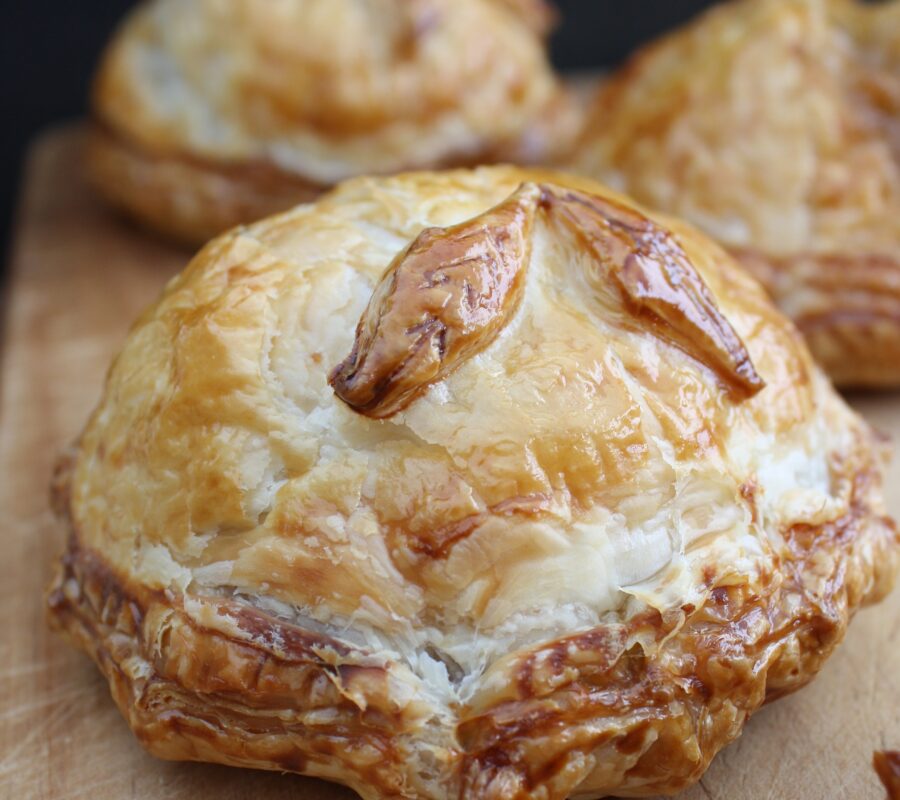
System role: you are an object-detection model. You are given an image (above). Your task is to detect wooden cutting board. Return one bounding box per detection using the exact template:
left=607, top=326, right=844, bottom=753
left=1, top=125, right=897, bottom=800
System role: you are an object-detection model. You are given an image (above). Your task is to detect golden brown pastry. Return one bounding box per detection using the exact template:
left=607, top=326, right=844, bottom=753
left=494, top=0, right=558, bottom=36
left=87, top=0, right=578, bottom=245
left=48, top=166, right=899, bottom=799
left=573, top=0, right=900, bottom=387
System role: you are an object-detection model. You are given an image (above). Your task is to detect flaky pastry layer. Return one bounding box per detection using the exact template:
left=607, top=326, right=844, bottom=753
left=48, top=166, right=899, bottom=798
left=572, top=0, right=900, bottom=386
left=735, top=249, right=900, bottom=387
left=89, top=0, right=579, bottom=244
left=48, top=466, right=898, bottom=798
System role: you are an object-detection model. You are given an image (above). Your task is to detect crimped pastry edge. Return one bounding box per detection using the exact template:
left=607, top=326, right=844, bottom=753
left=735, top=249, right=900, bottom=388
left=47, top=449, right=899, bottom=800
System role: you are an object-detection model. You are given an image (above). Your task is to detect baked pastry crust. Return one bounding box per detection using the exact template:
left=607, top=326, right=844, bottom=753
left=86, top=122, right=326, bottom=245
left=573, top=0, right=900, bottom=387
left=89, top=0, right=578, bottom=245
left=494, top=0, right=558, bottom=36
left=48, top=166, right=899, bottom=798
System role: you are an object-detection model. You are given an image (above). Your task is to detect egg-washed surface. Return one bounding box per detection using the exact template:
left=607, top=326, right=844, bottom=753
left=48, top=166, right=899, bottom=799
left=88, top=0, right=577, bottom=244
left=573, top=0, right=900, bottom=387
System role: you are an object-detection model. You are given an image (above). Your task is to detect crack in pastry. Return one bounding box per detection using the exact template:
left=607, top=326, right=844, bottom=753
left=571, top=0, right=900, bottom=387
left=46, top=167, right=899, bottom=799
left=332, top=183, right=762, bottom=419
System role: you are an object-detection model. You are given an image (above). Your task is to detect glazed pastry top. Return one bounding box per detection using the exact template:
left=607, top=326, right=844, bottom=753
left=68, top=166, right=872, bottom=703
left=575, top=0, right=900, bottom=257
left=94, top=0, right=575, bottom=182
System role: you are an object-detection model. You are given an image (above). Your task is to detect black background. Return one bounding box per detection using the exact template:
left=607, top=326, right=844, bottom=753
left=0, top=0, right=724, bottom=257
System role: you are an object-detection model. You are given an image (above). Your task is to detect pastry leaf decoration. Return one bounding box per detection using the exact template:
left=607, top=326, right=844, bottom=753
left=329, top=183, right=540, bottom=418
left=330, top=182, right=763, bottom=418
left=541, top=185, right=765, bottom=398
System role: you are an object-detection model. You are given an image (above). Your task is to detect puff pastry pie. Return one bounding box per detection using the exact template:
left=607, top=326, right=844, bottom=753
left=87, top=0, right=576, bottom=245
left=48, top=167, right=899, bottom=799
left=573, top=0, right=900, bottom=387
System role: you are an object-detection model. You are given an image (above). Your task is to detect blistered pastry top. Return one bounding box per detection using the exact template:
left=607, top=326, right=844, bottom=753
left=574, top=0, right=900, bottom=257
left=69, top=166, right=868, bottom=691
left=93, top=0, right=576, bottom=183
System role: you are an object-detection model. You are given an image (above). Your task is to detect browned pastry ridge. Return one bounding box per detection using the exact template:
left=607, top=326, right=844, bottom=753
left=48, top=167, right=899, bottom=799
left=87, top=0, right=578, bottom=245
left=572, top=0, right=900, bottom=387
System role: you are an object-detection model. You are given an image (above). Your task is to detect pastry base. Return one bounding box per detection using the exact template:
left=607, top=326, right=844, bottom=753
left=86, top=124, right=327, bottom=246
left=48, top=463, right=899, bottom=799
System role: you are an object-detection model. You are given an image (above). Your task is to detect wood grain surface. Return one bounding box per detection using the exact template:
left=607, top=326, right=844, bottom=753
left=1, top=126, right=897, bottom=800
